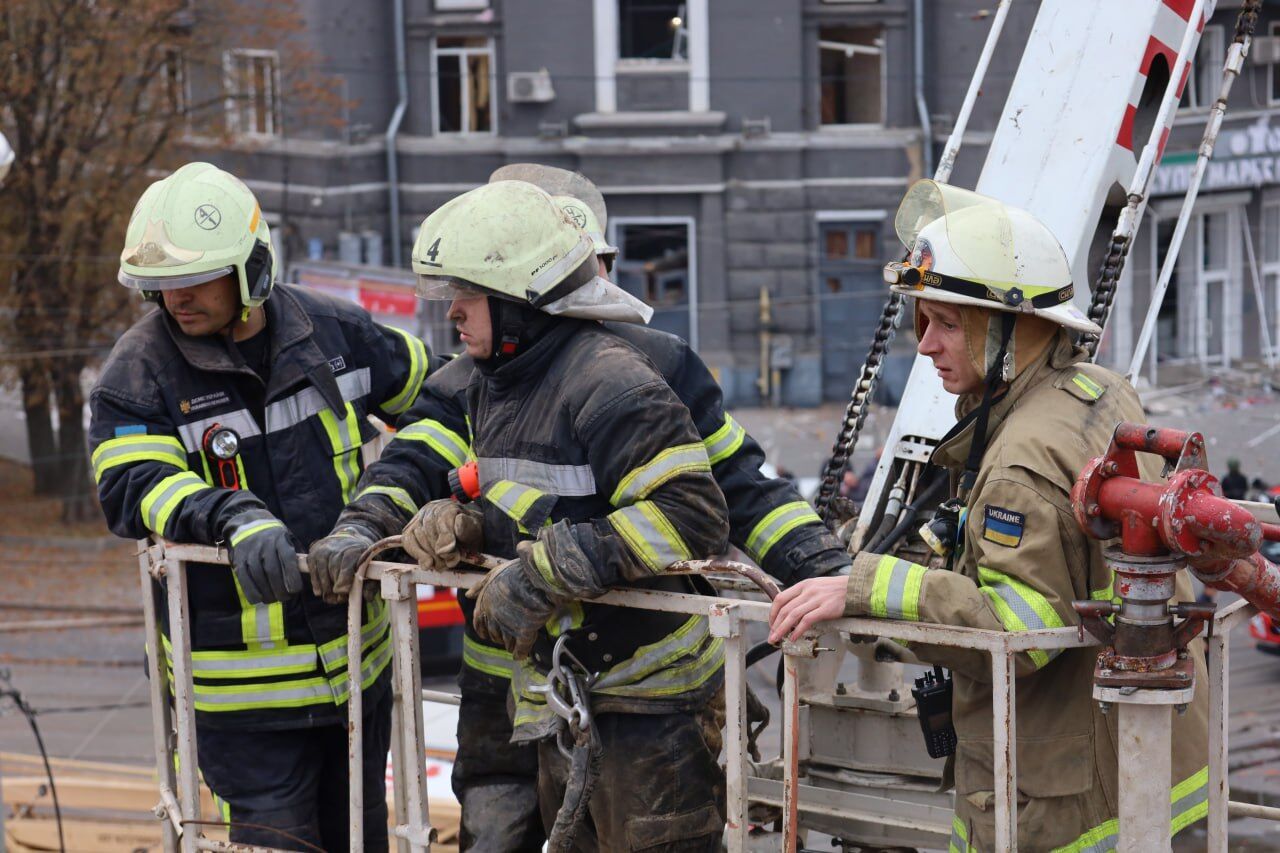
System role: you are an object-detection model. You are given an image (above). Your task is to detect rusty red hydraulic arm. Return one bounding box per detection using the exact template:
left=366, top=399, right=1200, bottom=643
left=1071, top=422, right=1280, bottom=688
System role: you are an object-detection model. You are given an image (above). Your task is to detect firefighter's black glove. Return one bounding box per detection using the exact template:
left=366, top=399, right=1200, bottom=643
left=467, top=542, right=557, bottom=660
left=223, top=509, right=303, bottom=605
left=308, top=524, right=380, bottom=605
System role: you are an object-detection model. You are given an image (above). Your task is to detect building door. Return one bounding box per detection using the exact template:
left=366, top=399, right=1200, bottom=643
left=817, top=217, right=892, bottom=401
left=1194, top=208, right=1240, bottom=366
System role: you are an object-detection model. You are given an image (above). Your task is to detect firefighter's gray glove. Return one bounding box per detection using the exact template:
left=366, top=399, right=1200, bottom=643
left=467, top=543, right=558, bottom=660
left=308, top=524, right=379, bottom=605
left=402, top=499, right=484, bottom=570
left=224, top=510, right=303, bottom=605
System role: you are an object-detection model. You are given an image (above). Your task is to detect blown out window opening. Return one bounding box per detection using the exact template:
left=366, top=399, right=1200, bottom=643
left=818, top=25, right=884, bottom=127
left=433, top=36, right=496, bottom=135
left=224, top=49, right=279, bottom=138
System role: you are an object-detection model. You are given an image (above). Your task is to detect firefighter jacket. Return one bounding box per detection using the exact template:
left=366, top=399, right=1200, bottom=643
left=89, top=284, right=432, bottom=731
left=349, top=318, right=730, bottom=738
left=844, top=334, right=1209, bottom=852
left=344, top=322, right=846, bottom=698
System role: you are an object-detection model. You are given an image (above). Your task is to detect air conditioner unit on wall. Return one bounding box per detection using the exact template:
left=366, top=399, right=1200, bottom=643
left=1253, top=36, right=1280, bottom=66
left=507, top=70, right=555, bottom=104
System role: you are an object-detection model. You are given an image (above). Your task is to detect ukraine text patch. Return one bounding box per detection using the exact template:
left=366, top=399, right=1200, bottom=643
left=983, top=505, right=1025, bottom=547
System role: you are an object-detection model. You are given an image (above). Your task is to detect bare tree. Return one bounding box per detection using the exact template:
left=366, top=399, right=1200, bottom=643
left=0, top=0, right=341, bottom=521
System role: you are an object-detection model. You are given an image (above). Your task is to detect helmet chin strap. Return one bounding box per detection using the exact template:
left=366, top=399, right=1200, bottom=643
left=483, top=296, right=554, bottom=365
left=959, top=311, right=1016, bottom=498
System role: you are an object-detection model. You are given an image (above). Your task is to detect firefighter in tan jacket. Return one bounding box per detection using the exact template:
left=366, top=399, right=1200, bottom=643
left=770, top=180, right=1209, bottom=852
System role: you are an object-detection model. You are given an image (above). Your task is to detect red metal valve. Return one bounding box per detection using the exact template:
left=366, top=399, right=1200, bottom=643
left=1073, top=422, right=1280, bottom=620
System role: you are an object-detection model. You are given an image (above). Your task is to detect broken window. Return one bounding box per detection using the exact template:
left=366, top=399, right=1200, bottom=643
left=434, top=37, right=494, bottom=134
left=161, top=47, right=186, bottom=116
left=612, top=220, right=694, bottom=342
left=225, top=50, right=278, bottom=137
left=819, top=26, right=883, bottom=125
left=619, top=0, right=687, bottom=60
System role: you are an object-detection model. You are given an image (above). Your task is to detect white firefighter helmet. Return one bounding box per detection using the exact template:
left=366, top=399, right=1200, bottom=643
left=883, top=180, right=1100, bottom=335
left=413, top=180, right=651, bottom=324
left=118, top=162, right=276, bottom=307
left=488, top=163, right=619, bottom=258
left=0, top=130, right=13, bottom=186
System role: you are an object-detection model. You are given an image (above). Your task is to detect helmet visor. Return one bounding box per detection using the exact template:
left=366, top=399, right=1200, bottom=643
left=416, top=275, right=514, bottom=302
left=118, top=265, right=235, bottom=291
left=894, top=180, right=1020, bottom=291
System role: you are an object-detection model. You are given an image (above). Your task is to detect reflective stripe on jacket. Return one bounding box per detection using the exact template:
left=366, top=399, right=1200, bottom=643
left=90, top=285, right=431, bottom=730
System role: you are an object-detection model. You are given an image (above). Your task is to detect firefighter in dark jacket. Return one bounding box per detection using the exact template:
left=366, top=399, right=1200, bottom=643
left=310, top=165, right=849, bottom=851
left=89, top=163, right=432, bottom=850
left=399, top=178, right=728, bottom=847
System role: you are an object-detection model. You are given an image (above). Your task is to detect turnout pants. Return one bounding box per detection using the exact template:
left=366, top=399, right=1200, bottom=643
left=196, top=691, right=393, bottom=852
left=535, top=707, right=726, bottom=852
left=451, top=687, right=546, bottom=852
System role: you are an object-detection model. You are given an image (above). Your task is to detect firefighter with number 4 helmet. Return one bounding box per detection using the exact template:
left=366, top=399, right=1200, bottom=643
left=317, top=164, right=849, bottom=850
left=769, top=180, right=1210, bottom=852
left=90, top=162, right=436, bottom=850
left=411, top=179, right=729, bottom=848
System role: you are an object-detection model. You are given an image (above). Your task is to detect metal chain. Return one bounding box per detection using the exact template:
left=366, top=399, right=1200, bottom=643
left=814, top=291, right=906, bottom=524
left=1080, top=233, right=1129, bottom=358
left=1081, top=0, right=1261, bottom=359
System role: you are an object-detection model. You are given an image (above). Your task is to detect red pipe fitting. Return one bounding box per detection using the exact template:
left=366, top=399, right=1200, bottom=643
left=1074, top=422, right=1280, bottom=621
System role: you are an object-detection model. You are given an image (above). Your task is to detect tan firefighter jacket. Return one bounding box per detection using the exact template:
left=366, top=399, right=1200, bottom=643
left=845, top=334, right=1209, bottom=852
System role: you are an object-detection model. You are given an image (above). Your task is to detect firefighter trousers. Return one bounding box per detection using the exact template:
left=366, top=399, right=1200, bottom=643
left=535, top=706, right=726, bottom=852
left=196, top=691, right=393, bottom=851
left=451, top=688, right=546, bottom=852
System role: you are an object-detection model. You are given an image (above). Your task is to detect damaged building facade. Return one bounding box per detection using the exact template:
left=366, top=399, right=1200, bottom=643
left=197, top=1, right=1280, bottom=405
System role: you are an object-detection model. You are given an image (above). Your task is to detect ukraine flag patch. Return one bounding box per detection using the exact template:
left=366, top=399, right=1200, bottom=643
left=983, top=505, right=1025, bottom=547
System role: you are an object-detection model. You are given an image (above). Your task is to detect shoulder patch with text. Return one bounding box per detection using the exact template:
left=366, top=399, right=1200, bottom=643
left=983, top=505, right=1025, bottom=548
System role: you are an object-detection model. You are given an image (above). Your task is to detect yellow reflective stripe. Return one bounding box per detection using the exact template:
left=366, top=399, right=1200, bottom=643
left=868, top=554, right=927, bottom=621
left=610, top=443, right=711, bottom=506
left=545, top=600, right=585, bottom=637
left=394, top=418, right=470, bottom=468
left=978, top=566, right=1065, bottom=669
left=161, top=636, right=318, bottom=680
left=1072, top=373, right=1105, bottom=400
left=607, top=501, right=692, bottom=572
left=319, top=403, right=362, bottom=503
left=1170, top=765, right=1209, bottom=835
left=331, top=630, right=394, bottom=703
left=228, top=518, right=284, bottom=547
left=140, top=471, right=211, bottom=537
left=704, top=414, right=746, bottom=465
left=189, top=677, right=335, bottom=712
left=745, top=500, right=822, bottom=562
left=949, top=813, right=977, bottom=853
left=228, top=566, right=283, bottom=646
left=485, top=479, right=547, bottom=528
left=318, top=599, right=390, bottom=671
left=353, top=484, right=418, bottom=515
left=91, top=434, right=187, bottom=483
left=380, top=325, right=429, bottom=415
left=462, top=634, right=514, bottom=678
left=528, top=540, right=563, bottom=593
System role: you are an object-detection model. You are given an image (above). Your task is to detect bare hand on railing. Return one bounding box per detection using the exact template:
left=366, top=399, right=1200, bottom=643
left=767, top=575, right=848, bottom=644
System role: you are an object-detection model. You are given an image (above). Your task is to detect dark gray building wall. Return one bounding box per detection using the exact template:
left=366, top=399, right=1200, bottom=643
left=500, top=0, right=598, bottom=136
left=207, top=0, right=1280, bottom=401
left=710, top=8, right=804, bottom=133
